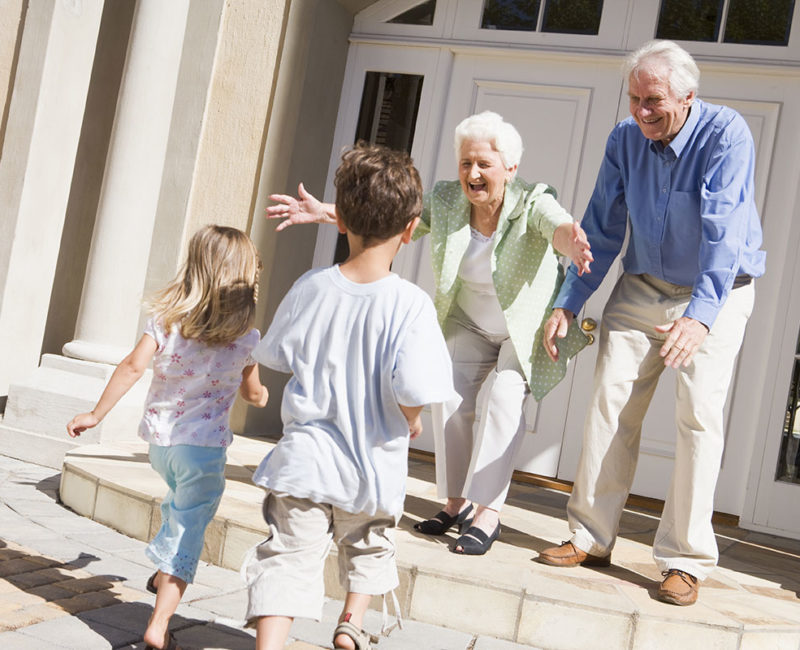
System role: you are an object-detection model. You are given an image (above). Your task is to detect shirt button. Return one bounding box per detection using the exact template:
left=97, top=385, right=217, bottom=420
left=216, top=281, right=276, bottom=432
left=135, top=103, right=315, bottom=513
left=662, top=187, right=667, bottom=193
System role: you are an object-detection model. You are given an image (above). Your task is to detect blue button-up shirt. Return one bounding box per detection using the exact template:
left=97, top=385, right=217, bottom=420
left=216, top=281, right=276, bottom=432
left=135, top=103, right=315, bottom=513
left=555, top=98, right=766, bottom=328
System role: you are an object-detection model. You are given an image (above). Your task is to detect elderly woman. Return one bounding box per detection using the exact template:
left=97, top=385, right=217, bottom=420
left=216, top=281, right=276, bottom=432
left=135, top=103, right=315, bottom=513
left=268, top=111, right=591, bottom=555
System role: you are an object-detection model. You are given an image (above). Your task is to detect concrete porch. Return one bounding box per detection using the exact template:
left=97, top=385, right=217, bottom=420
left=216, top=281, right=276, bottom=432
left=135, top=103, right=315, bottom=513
left=58, top=436, right=800, bottom=650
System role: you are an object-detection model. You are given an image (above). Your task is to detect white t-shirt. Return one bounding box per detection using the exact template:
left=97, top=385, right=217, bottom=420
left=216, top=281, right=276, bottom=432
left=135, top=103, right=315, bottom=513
left=139, top=318, right=260, bottom=447
left=252, top=266, right=457, bottom=517
left=455, top=227, right=509, bottom=336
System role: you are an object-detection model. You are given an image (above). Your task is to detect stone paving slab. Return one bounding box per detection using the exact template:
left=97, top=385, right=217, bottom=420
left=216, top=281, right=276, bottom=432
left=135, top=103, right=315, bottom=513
left=0, top=452, right=544, bottom=649
left=57, top=437, right=800, bottom=649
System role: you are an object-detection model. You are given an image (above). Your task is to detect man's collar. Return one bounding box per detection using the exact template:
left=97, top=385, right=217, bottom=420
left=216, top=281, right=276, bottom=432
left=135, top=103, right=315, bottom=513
left=650, top=99, right=702, bottom=157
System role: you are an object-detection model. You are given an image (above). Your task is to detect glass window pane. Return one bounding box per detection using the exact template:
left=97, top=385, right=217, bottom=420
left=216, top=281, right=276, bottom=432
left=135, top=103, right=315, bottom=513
left=776, top=329, right=800, bottom=484
left=542, top=0, right=604, bottom=35
left=388, top=0, right=437, bottom=26
left=724, top=0, right=795, bottom=46
left=334, top=72, right=424, bottom=264
left=481, top=0, right=541, bottom=32
left=656, top=0, right=723, bottom=42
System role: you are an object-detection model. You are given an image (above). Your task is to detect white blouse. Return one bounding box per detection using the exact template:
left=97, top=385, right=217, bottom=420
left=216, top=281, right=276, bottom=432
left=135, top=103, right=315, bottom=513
left=455, top=227, right=509, bottom=337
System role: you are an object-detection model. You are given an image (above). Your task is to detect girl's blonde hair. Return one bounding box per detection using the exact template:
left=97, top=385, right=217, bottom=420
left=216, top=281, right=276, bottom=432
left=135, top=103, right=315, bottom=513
left=149, top=225, right=261, bottom=346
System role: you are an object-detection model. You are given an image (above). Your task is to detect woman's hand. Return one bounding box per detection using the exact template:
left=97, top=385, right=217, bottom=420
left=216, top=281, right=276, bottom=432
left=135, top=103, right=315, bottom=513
left=543, top=308, right=574, bottom=363
left=266, top=183, right=336, bottom=231
left=554, top=222, right=593, bottom=276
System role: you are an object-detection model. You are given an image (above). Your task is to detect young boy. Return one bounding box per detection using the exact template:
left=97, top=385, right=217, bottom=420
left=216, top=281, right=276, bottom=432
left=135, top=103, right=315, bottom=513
left=243, top=143, right=457, bottom=650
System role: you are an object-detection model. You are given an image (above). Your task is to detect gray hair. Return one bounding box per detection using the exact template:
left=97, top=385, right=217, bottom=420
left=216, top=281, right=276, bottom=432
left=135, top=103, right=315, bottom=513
left=623, top=40, right=700, bottom=99
left=453, top=111, right=523, bottom=170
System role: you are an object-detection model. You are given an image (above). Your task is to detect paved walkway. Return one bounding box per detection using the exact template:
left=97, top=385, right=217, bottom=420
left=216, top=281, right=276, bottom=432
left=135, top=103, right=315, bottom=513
left=0, top=452, right=535, bottom=649
left=56, top=436, right=800, bottom=650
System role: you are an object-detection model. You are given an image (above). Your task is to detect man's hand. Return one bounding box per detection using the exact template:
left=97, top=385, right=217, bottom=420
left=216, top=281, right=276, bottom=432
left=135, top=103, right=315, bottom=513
left=266, top=182, right=333, bottom=231
left=655, top=317, right=708, bottom=368
left=543, top=308, right=574, bottom=362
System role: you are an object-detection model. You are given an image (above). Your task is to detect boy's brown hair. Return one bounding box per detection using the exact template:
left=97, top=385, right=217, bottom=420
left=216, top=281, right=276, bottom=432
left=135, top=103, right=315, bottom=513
left=334, top=142, right=423, bottom=246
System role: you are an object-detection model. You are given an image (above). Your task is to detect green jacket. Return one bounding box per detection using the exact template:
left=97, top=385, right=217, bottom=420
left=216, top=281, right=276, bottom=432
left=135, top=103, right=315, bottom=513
left=414, top=178, right=588, bottom=400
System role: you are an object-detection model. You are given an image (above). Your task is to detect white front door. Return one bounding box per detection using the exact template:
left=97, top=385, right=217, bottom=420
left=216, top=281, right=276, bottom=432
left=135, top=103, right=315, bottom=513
left=427, top=50, right=623, bottom=477
left=559, top=64, right=800, bottom=517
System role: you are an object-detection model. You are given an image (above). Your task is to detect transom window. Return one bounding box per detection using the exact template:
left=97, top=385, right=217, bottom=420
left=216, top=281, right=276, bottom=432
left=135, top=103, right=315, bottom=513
left=388, top=0, right=436, bottom=26
left=481, top=0, right=604, bottom=35
left=657, top=0, right=796, bottom=46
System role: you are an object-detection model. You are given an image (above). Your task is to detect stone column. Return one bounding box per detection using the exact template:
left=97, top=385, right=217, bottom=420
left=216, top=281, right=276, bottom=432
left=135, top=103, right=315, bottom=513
left=63, top=0, right=191, bottom=365
left=0, top=0, right=191, bottom=468
left=0, top=0, right=104, bottom=396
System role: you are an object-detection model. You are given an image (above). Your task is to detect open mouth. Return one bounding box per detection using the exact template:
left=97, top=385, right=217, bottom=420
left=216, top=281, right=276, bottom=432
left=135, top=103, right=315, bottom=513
left=469, top=182, right=487, bottom=192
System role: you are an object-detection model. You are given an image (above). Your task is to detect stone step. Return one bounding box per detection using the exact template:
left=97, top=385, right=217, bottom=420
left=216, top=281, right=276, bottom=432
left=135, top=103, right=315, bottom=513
left=59, top=436, right=800, bottom=650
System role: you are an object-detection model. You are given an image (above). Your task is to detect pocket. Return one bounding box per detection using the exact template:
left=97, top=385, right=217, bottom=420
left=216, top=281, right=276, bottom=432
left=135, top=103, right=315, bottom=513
left=664, top=190, right=701, bottom=251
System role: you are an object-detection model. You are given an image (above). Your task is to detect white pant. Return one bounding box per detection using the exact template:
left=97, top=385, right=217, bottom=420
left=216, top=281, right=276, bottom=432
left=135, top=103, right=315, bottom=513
left=568, top=273, right=754, bottom=579
left=433, top=307, right=529, bottom=511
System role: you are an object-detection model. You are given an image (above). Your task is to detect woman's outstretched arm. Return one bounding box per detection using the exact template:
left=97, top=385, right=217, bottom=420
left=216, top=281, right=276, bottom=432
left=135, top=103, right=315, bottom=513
left=266, top=182, right=336, bottom=231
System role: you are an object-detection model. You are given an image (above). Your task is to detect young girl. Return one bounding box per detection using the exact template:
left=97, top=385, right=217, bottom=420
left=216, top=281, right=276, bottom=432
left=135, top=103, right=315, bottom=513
left=67, top=225, right=268, bottom=650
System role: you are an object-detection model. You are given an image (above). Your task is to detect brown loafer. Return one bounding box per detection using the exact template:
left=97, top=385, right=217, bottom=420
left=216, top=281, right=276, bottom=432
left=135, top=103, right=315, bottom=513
left=536, top=541, right=611, bottom=567
left=657, top=568, right=698, bottom=606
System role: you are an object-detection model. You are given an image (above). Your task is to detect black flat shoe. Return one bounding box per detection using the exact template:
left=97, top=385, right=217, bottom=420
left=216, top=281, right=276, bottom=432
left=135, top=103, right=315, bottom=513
left=414, top=504, right=474, bottom=536
left=452, top=523, right=501, bottom=555
left=146, top=571, right=158, bottom=594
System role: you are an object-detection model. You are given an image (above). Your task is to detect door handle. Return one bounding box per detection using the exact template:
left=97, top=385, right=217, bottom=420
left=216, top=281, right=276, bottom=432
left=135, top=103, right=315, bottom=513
left=581, top=318, right=596, bottom=345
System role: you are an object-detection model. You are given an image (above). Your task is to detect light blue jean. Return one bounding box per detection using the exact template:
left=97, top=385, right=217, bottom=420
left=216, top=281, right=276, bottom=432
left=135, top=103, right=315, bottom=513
left=146, top=444, right=227, bottom=583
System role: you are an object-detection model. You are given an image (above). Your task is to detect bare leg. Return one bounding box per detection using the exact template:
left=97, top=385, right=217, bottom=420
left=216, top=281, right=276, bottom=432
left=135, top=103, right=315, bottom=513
left=455, top=505, right=499, bottom=552
left=333, top=592, right=372, bottom=650
left=255, top=615, right=294, bottom=650
left=440, top=497, right=469, bottom=517
left=143, top=571, right=187, bottom=649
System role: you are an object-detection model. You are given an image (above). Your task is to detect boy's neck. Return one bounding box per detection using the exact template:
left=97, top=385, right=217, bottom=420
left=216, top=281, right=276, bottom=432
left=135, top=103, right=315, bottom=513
left=338, top=232, right=402, bottom=284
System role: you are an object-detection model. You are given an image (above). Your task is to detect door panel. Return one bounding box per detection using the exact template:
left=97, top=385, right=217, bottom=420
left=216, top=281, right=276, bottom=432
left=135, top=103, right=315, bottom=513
left=428, top=51, right=623, bottom=476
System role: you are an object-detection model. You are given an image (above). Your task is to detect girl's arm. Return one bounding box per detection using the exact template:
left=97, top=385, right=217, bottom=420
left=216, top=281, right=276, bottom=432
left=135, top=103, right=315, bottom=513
left=399, top=404, right=423, bottom=439
left=239, top=364, right=269, bottom=407
left=66, top=334, right=158, bottom=437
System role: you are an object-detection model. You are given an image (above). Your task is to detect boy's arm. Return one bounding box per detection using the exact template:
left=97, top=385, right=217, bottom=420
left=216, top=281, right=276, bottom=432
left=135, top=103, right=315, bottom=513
left=239, top=363, right=269, bottom=407
left=66, top=334, right=157, bottom=437
left=399, top=404, right=424, bottom=439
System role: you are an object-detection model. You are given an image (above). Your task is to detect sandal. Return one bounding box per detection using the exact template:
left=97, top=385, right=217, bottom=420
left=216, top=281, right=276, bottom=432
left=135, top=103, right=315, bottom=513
left=413, top=503, right=473, bottom=535
left=145, top=571, right=158, bottom=594
left=145, top=630, right=179, bottom=650
left=333, top=617, right=379, bottom=649
left=453, top=523, right=501, bottom=555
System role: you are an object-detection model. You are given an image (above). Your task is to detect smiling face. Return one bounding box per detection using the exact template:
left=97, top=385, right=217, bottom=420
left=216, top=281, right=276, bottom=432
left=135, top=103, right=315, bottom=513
left=628, top=63, right=694, bottom=145
left=458, top=139, right=516, bottom=213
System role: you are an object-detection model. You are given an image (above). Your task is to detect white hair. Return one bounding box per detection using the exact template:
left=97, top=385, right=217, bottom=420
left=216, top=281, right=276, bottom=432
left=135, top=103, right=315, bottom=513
left=453, top=111, right=523, bottom=170
left=623, top=40, right=700, bottom=99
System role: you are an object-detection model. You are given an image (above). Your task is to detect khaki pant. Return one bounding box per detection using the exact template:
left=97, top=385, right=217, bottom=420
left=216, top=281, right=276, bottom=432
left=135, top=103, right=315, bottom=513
left=432, top=306, right=530, bottom=511
left=568, top=273, right=754, bottom=579
left=242, top=492, right=398, bottom=622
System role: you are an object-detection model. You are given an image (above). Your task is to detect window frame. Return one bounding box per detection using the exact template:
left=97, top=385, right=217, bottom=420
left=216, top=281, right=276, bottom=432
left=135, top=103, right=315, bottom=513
left=627, top=0, right=800, bottom=61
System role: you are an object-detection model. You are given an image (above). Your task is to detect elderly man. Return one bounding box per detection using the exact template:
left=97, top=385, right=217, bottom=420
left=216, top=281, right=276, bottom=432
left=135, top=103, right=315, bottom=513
left=538, top=40, right=766, bottom=606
